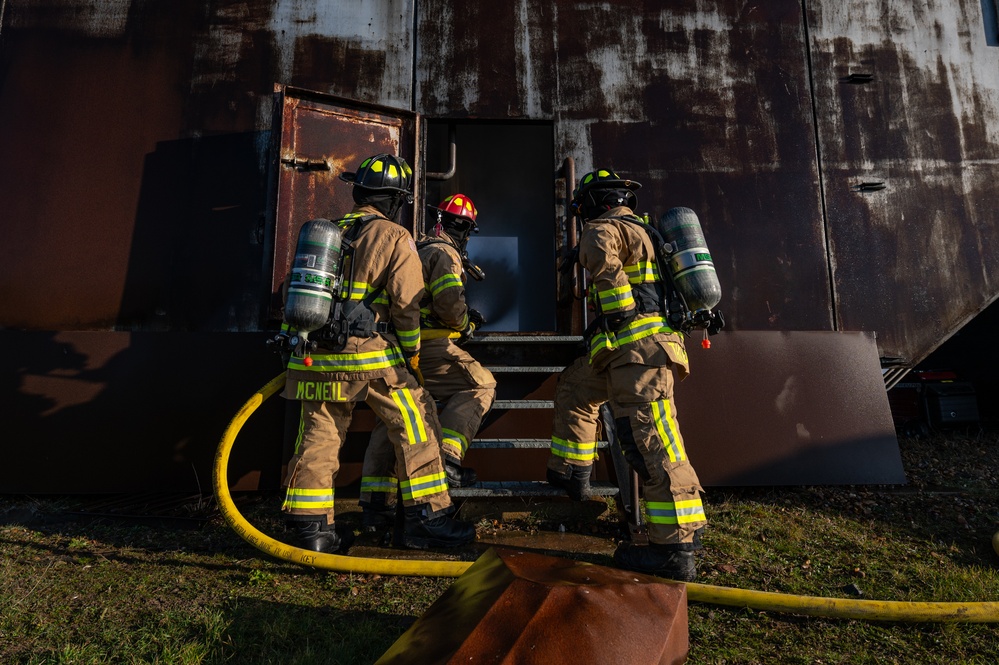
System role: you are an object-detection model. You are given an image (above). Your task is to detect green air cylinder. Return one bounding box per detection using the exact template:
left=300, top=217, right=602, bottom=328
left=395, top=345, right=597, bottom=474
left=284, top=218, right=343, bottom=336
left=655, top=207, right=722, bottom=311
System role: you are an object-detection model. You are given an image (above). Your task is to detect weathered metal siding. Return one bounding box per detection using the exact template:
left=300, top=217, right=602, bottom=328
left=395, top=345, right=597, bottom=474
left=0, top=0, right=414, bottom=332
left=2, top=0, right=996, bottom=492
left=807, top=0, right=999, bottom=364
left=417, top=0, right=835, bottom=335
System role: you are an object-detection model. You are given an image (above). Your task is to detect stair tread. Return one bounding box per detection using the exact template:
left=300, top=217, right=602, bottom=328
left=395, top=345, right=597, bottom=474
left=450, top=480, right=618, bottom=498
left=470, top=438, right=608, bottom=449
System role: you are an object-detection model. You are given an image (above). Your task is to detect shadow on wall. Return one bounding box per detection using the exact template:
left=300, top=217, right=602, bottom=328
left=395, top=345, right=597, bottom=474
left=118, top=132, right=271, bottom=332
left=0, top=330, right=287, bottom=494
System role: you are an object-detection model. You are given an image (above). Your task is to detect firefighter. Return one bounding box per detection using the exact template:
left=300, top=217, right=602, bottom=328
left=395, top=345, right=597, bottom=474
left=359, top=193, right=497, bottom=529
left=546, top=168, right=707, bottom=582
left=280, top=154, right=476, bottom=552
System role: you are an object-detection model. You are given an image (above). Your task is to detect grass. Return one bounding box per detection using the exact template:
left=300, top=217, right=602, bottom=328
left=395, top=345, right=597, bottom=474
left=1, top=430, right=998, bottom=664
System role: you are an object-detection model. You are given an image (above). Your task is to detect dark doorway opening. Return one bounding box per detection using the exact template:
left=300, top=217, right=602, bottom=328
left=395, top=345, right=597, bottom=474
left=424, top=121, right=555, bottom=332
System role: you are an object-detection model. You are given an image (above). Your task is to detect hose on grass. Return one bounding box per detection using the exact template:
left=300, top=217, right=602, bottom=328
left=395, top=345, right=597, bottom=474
left=214, top=373, right=999, bottom=623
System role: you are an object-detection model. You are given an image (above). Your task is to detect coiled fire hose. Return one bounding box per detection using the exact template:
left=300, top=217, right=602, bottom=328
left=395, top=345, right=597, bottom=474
left=214, top=373, right=999, bottom=622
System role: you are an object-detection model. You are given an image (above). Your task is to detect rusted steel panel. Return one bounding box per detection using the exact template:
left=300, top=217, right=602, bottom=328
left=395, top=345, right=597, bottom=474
left=376, top=548, right=688, bottom=665
left=186, top=0, right=415, bottom=132
left=0, top=2, right=196, bottom=330
left=268, top=87, right=417, bottom=319
left=0, top=331, right=286, bottom=493
left=807, top=0, right=999, bottom=365
left=0, top=1, right=415, bottom=332
left=418, top=1, right=833, bottom=335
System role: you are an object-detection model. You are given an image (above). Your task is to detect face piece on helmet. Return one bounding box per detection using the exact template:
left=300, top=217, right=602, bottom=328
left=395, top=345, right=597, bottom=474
left=571, top=169, right=642, bottom=220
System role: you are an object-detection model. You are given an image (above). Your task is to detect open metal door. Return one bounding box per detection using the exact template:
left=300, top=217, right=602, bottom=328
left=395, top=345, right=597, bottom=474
left=265, top=85, right=419, bottom=322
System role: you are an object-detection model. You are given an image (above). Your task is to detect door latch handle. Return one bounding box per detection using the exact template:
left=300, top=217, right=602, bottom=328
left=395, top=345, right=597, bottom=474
left=280, top=156, right=330, bottom=171
left=841, top=73, right=874, bottom=84
left=856, top=181, right=886, bottom=192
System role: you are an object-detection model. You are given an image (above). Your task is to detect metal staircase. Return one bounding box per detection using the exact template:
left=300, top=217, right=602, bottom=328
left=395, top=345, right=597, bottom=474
left=447, top=334, right=620, bottom=500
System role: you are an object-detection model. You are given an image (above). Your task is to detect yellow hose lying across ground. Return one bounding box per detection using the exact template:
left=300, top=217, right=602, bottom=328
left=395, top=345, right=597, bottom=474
left=214, top=373, right=999, bottom=622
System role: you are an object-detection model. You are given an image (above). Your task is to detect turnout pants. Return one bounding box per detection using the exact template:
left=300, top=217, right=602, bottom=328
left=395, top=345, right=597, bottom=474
left=547, top=351, right=707, bottom=547
left=282, top=368, right=452, bottom=524
left=360, top=337, right=496, bottom=507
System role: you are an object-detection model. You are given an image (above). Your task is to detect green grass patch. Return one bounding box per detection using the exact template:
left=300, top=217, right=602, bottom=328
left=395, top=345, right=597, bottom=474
left=1, top=432, right=998, bottom=663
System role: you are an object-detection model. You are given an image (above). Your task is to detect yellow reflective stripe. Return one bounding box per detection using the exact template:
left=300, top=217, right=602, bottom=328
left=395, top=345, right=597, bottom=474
left=597, top=284, right=634, bottom=312
left=292, top=403, right=306, bottom=455
left=646, top=499, right=706, bottom=525
left=400, top=471, right=448, bottom=500
left=442, top=428, right=469, bottom=456
left=551, top=436, right=598, bottom=461
left=288, top=347, right=404, bottom=372
left=623, top=261, right=660, bottom=283
left=615, top=315, right=669, bottom=345
left=282, top=487, right=335, bottom=510
left=342, top=281, right=369, bottom=301
left=588, top=316, right=674, bottom=361
left=360, top=476, right=398, bottom=493
left=391, top=388, right=429, bottom=444
left=421, top=328, right=461, bottom=340
left=428, top=273, right=463, bottom=296
left=652, top=399, right=686, bottom=462
left=668, top=340, right=689, bottom=366
left=396, top=328, right=420, bottom=352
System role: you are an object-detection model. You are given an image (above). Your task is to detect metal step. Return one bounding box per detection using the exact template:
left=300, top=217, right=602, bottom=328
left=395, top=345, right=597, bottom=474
left=449, top=480, right=619, bottom=498
left=470, top=438, right=607, bottom=449
left=484, top=366, right=566, bottom=373
left=491, top=400, right=554, bottom=409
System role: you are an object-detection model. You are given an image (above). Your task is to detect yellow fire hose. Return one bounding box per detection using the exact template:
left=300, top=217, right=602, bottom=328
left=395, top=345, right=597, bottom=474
left=214, top=373, right=999, bottom=622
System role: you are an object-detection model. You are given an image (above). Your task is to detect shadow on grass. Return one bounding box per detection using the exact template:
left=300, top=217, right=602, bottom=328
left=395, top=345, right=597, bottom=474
left=218, top=597, right=415, bottom=665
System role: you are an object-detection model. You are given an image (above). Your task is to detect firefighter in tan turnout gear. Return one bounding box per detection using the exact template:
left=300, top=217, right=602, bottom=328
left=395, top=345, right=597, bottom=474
left=546, top=169, right=708, bottom=582
left=280, top=154, right=475, bottom=553
left=359, top=193, right=497, bottom=528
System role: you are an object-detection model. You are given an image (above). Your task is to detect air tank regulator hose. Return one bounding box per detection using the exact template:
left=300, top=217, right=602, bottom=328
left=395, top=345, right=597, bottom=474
left=214, top=373, right=999, bottom=622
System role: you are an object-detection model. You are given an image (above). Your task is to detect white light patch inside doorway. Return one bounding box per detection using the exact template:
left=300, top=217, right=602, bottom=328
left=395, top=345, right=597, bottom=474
left=466, top=237, right=520, bottom=332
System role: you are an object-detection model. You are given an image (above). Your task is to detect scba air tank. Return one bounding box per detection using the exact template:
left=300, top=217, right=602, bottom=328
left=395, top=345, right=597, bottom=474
left=283, top=218, right=343, bottom=337
left=654, top=207, right=722, bottom=312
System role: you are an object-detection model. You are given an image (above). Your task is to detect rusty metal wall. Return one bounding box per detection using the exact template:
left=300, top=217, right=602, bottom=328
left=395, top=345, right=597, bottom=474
left=418, top=0, right=835, bottom=339
left=807, top=1, right=999, bottom=365
left=3, top=0, right=996, bottom=351
left=0, top=0, right=416, bottom=332
left=2, top=0, right=998, bottom=492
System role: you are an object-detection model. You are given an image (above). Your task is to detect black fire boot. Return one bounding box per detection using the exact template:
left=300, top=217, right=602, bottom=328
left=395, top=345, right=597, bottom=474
left=546, top=464, right=593, bottom=501
left=288, top=518, right=354, bottom=554
left=613, top=542, right=697, bottom=582
left=360, top=495, right=397, bottom=532
left=444, top=457, right=478, bottom=488
left=399, top=505, right=476, bottom=550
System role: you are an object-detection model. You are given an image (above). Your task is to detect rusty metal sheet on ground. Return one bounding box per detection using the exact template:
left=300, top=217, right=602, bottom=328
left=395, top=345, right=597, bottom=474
left=375, top=547, right=688, bottom=665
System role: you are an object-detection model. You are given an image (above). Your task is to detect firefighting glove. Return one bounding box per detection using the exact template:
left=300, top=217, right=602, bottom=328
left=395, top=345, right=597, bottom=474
left=603, top=308, right=638, bottom=333
left=457, top=310, right=486, bottom=346
left=403, top=351, right=425, bottom=386
left=467, top=309, right=486, bottom=329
